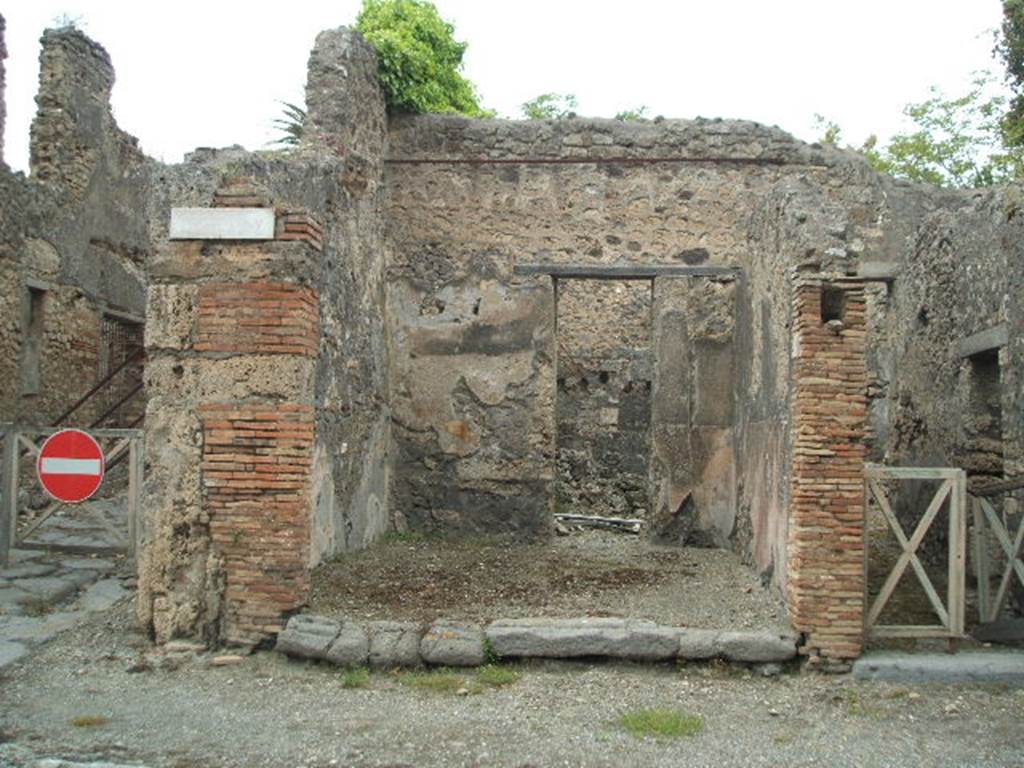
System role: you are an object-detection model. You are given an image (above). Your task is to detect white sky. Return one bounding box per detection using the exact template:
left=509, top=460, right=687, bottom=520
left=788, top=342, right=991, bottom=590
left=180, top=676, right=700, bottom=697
left=1, top=0, right=1008, bottom=171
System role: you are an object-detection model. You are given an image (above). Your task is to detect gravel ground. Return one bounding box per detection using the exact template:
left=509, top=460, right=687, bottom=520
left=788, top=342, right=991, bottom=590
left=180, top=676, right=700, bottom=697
left=309, top=530, right=787, bottom=630
left=1, top=601, right=1023, bottom=768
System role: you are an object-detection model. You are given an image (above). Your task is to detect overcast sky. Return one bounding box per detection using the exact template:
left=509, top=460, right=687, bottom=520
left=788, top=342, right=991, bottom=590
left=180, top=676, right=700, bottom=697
left=0, top=1, right=1008, bottom=171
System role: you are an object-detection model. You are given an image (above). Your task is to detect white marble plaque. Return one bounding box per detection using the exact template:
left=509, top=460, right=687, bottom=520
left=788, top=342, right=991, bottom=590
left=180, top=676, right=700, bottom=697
left=169, top=207, right=275, bottom=240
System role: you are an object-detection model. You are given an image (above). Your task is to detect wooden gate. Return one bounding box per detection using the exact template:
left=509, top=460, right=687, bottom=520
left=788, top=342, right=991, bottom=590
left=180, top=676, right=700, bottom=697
left=972, top=477, right=1024, bottom=624
left=864, top=465, right=967, bottom=640
left=0, top=425, right=144, bottom=566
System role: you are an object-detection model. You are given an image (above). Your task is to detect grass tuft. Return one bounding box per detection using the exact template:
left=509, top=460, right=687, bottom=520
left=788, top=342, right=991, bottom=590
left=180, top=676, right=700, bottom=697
left=476, top=664, right=520, bottom=687
left=340, top=667, right=371, bottom=689
left=23, top=599, right=54, bottom=618
left=618, top=708, right=704, bottom=739
left=398, top=668, right=481, bottom=694
left=382, top=530, right=428, bottom=545
left=69, top=715, right=109, bottom=728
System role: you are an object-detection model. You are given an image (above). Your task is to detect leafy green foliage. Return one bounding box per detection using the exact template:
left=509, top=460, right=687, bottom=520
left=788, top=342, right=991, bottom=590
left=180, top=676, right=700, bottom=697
left=996, top=0, right=1024, bottom=145
left=614, top=106, right=649, bottom=121
left=872, top=75, right=1022, bottom=187
left=618, top=708, right=704, bottom=739
left=521, top=93, right=578, bottom=120
left=271, top=101, right=306, bottom=147
left=817, top=73, right=1024, bottom=188
left=356, top=0, right=489, bottom=116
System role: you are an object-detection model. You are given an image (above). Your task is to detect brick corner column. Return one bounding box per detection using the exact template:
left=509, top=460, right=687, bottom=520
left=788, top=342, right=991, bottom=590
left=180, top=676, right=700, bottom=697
left=140, top=194, right=323, bottom=647
left=787, top=276, right=868, bottom=663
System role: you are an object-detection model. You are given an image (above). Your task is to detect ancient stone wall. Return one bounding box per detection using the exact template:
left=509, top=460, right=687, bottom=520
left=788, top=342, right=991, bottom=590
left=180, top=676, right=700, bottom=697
left=138, top=28, right=391, bottom=645
left=881, top=188, right=1024, bottom=481
left=381, top=115, right=887, bottom=569
left=0, top=27, right=150, bottom=428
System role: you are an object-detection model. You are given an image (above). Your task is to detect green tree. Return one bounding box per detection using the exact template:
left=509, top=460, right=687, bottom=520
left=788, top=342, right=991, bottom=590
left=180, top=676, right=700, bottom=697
left=521, top=93, right=577, bottom=120
left=355, top=0, right=489, bottom=116
left=996, top=0, right=1024, bottom=146
left=875, top=74, right=1022, bottom=187
left=817, top=73, right=1023, bottom=188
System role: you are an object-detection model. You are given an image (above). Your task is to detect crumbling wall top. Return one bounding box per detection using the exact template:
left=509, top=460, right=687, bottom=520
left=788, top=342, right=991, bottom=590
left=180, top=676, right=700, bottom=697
left=304, top=27, right=387, bottom=167
left=29, top=26, right=143, bottom=197
left=386, top=113, right=842, bottom=167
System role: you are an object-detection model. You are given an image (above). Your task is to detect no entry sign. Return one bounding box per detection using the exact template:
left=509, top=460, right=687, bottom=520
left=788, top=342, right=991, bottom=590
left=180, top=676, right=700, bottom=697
left=36, top=428, right=106, bottom=503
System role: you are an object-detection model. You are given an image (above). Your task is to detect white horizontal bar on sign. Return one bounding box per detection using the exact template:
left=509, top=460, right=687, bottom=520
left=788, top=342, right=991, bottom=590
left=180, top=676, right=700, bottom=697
left=41, top=458, right=102, bottom=475
left=169, top=207, right=275, bottom=241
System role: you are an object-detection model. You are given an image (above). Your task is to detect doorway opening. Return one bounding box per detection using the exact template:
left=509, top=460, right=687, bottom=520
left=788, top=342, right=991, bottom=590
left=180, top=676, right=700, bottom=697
left=554, top=278, right=653, bottom=520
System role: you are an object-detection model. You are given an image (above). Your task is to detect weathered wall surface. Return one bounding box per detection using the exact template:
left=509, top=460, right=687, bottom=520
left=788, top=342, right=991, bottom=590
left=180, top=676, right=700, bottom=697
left=0, top=27, right=150, bottom=428
left=649, top=275, right=737, bottom=547
left=880, top=188, right=1024, bottom=481
left=138, top=28, right=391, bottom=645
left=382, top=115, right=893, bottom=570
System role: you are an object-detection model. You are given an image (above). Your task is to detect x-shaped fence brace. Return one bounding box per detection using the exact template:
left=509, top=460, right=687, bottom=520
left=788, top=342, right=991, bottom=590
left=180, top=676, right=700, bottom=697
left=864, top=466, right=966, bottom=640
left=973, top=493, right=1024, bottom=624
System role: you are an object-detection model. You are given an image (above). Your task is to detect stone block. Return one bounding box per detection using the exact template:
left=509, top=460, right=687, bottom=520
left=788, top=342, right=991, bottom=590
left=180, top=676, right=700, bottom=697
left=0, top=563, right=57, bottom=579
left=14, top=576, right=78, bottom=604
left=324, top=621, right=369, bottom=667
left=169, top=207, right=275, bottom=240
left=420, top=621, right=485, bottom=667
left=852, top=650, right=1024, bottom=685
left=0, top=640, right=28, bottom=669
left=77, top=579, right=128, bottom=612
left=715, top=630, right=798, bottom=662
left=274, top=614, right=340, bottom=660
left=367, top=621, right=421, bottom=668
left=486, top=617, right=679, bottom=661
left=677, top=628, right=720, bottom=660
left=145, top=283, right=198, bottom=351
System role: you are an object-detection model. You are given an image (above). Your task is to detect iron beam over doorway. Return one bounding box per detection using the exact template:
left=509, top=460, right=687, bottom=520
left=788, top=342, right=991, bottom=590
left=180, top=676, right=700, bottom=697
left=513, top=263, right=741, bottom=280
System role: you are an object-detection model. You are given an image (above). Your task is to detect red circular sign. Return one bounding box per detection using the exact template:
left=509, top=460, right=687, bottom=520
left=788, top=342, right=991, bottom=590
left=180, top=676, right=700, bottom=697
left=36, top=429, right=106, bottom=504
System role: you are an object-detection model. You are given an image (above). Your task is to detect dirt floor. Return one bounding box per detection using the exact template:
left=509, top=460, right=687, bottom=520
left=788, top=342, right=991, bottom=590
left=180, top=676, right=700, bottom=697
left=1, top=601, right=1023, bottom=768
left=308, top=529, right=788, bottom=630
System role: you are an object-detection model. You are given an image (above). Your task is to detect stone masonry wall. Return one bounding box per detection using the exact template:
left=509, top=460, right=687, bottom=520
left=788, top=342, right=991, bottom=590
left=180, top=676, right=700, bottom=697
left=0, top=26, right=151, bottom=429
left=139, top=28, right=390, bottom=645
left=382, top=114, right=905, bottom=575
left=383, top=116, right=818, bottom=546
left=787, top=278, right=868, bottom=661
left=881, top=188, right=1024, bottom=481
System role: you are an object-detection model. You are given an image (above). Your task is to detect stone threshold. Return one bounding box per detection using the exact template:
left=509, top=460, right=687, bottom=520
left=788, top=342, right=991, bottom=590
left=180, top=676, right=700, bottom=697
left=275, top=614, right=798, bottom=668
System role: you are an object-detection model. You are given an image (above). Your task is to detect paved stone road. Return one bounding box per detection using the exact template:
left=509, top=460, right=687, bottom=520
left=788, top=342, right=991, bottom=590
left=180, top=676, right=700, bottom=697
left=0, top=547, right=131, bottom=669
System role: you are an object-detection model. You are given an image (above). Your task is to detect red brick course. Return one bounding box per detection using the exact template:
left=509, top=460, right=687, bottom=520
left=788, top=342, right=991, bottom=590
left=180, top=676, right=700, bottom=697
left=276, top=211, right=324, bottom=251
left=195, top=282, right=319, bottom=356
left=787, top=279, right=868, bottom=661
left=200, top=403, right=314, bottom=644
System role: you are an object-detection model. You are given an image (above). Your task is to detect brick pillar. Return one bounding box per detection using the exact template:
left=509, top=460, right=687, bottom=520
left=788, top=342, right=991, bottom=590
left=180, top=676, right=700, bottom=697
left=140, top=193, right=325, bottom=647
left=787, top=277, right=868, bottom=663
